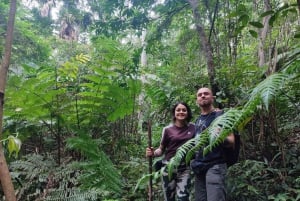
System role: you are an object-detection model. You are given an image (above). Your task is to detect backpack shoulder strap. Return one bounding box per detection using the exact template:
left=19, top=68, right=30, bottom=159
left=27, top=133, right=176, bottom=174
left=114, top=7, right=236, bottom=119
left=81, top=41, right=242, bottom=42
left=214, top=110, right=223, bottom=117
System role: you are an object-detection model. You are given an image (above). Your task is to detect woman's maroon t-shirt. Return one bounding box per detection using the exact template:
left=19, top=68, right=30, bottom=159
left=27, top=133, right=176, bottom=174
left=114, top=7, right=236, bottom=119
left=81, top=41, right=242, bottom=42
left=161, top=123, right=195, bottom=161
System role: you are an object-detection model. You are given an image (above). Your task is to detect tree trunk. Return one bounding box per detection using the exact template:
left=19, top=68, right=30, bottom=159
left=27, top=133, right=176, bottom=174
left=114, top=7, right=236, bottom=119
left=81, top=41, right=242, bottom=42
left=257, top=0, right=277, bottom=163
left=138, top=29, right=147, bottom=136
left=186, top=0, right=219, bottom=95
left=258, top=0, right=271, bottom=67
left=0, top=0, right=17, bottom=200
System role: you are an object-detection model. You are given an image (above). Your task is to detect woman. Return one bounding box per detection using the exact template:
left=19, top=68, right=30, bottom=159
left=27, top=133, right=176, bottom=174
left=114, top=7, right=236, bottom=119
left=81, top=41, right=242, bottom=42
left=146, top=102, right=195, bottom=201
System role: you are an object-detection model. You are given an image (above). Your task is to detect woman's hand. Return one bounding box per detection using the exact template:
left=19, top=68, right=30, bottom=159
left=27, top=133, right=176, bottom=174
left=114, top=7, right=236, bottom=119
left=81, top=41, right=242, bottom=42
left=146, top=147, right=163, bottom=157
left=146, top=147, right=154, bottom=157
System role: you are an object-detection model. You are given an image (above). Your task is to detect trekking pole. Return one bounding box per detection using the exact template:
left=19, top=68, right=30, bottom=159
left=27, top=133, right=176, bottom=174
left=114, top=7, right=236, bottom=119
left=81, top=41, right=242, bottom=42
left=147, top=120, right=153, bottom=201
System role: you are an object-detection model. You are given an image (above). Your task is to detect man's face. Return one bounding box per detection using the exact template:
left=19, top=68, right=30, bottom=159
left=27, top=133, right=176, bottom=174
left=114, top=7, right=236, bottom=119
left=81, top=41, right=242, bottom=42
left=196, top=88, right=214, bottom=107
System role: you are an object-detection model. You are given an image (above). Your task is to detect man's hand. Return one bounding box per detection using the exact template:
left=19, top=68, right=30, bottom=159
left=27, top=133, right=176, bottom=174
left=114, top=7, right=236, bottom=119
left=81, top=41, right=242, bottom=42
left=223, top=133, right=235, bottom=148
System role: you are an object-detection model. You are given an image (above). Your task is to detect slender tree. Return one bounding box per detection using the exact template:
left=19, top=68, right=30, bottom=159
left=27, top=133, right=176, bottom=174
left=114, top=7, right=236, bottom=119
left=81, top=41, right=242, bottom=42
left=258, top=0, right=271, bottom=68
left=0, top=0, right=17, bottom=200
left=187, top=0, right=219, bottom=95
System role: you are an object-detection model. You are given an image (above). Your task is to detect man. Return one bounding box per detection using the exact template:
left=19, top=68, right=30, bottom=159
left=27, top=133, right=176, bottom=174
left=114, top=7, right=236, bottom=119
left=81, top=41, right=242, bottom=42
left=192, top=87, right=235, bottom=201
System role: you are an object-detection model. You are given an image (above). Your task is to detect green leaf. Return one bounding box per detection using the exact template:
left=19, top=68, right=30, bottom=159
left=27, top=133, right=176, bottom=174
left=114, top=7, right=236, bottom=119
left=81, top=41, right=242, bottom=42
left=286, top=7, right=297, bottom=14
left=260, top=10, right=275, bottom=17
left=7, top=136, right=22, bottom=158
left=249, top=21, right=264, bottom=28
left=238, top=14, right=249, bottom=26
left=237, top=4, right=247, bottom=13
left=249, top=30, right=258, bottom=38
left=278, top=3, right=289, bottom=12
left=228, top=11, right=239, bottom=18
left=234, top=26, right=246, bottom=35
left=269, top=14, right=277, bottom=26
left=294, top=33, right=300, bottom=38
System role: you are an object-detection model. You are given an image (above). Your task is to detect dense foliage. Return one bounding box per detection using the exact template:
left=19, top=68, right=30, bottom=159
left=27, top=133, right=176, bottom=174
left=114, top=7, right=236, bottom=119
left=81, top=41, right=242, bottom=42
left=0, top=0, right=299, bottom=200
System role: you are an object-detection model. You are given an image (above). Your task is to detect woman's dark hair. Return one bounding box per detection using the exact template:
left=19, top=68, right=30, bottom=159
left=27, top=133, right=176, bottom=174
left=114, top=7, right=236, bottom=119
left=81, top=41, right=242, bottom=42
left=171, top=102, right=193, bottom=123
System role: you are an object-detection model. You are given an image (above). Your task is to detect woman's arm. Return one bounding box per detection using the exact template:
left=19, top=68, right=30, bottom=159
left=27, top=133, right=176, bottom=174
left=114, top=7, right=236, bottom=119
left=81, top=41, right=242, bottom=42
left=146, top=145, right=164, bottom=157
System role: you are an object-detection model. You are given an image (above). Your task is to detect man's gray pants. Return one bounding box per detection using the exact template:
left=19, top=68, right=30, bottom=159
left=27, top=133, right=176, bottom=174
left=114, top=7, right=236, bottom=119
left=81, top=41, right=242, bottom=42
left=194, top=163, right=227, bottom=201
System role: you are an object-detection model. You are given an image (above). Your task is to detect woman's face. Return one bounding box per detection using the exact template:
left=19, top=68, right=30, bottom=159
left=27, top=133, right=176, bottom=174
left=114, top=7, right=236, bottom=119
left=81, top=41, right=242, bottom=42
left=174, top=104, right=188, bottom=121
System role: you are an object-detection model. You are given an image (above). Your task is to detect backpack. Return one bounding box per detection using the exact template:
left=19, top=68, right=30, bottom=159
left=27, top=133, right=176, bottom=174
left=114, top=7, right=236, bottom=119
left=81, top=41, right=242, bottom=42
left=223, top=131, right=240, bottom=167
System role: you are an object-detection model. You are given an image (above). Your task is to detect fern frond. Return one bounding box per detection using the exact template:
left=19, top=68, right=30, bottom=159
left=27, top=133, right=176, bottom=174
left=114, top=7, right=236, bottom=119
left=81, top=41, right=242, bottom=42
left=134, top=171, right=162, bottom=192
left=11, top=154, right=56, bottom=181
left=166, top=137, right=196, bottom=174
left=248, top=73, right=287, bottom=111
left=186, top=133, right=209, bottom=161
left=45, top=188, right=100, bottom=201
left=66, top=133, right=123, bottom=193
left=205, top=73, right=288, bottom=153
left=75, top=53, right=90, bottom=64
left=166, top=72, right=288, bottom=173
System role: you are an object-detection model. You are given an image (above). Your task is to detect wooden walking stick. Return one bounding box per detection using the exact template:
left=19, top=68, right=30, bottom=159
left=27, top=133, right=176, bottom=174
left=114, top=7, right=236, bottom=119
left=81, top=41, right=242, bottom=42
left=147, top=120, right=153, bottom=201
